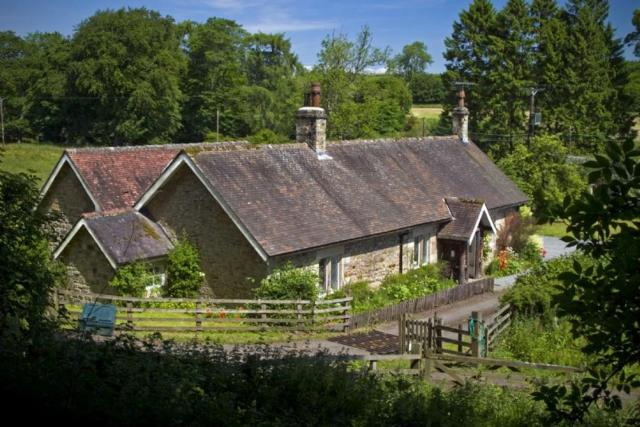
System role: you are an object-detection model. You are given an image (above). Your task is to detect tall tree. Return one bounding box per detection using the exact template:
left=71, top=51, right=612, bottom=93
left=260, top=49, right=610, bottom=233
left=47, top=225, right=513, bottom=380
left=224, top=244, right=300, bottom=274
left=485, top=0, right=534, bottom=154
left=22, top=32, right=71, bottom=143
left=0, top=31, right=30, bottom=142
left=239, top=33, right=302, bottom=137
left=66, top=8, right=185, bottom=145
left=625, top=9, right=640, bottom=57
left=179, top=18, right=247, bottom=141
left=388, top=41, right=433, bottom=80
left=443, top=0, right=499, bottom=150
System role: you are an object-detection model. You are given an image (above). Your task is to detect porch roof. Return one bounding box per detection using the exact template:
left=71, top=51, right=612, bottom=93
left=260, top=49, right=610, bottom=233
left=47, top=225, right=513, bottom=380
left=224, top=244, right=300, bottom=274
left=438, top=198, right=496, bottom=244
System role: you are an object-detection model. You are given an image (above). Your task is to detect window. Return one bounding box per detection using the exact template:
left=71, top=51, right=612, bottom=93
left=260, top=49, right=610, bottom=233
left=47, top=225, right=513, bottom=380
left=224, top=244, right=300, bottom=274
left=319, top=255, right=342, bottom=294
left=413, top=234, right=432, bottom=268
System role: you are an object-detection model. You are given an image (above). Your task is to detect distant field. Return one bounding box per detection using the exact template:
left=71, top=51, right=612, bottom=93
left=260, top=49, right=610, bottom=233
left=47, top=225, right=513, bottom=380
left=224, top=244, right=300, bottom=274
left=410, top=105, right=443, bottom=120
left=0, top=143, right=63, bottom=185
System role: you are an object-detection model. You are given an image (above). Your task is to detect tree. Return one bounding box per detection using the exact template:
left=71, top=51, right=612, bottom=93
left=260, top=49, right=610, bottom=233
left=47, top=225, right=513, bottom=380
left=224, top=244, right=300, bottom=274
left=180, top=18, right=247, bottom=142
left=164, top=236, right=203, bottom=298
left=408, top=73, right=445, bottom=105
left=624, top=8, right=639, bottom=58
left=0, top=31, right=31, bottom=142
left=535, top=137, right=640, bottom=423
left=443, top=0, right=499, bottom=150
left=0, top=166, right=63, bottom=339
left=109, top=262, right=155, bottom=297
left=388, top=41, right=432, bottom=80
left=22, top=32, right=71, bottom=143
left=66, top=8, right=185, bottom=145
left=497, top=135, right=585, bottom=215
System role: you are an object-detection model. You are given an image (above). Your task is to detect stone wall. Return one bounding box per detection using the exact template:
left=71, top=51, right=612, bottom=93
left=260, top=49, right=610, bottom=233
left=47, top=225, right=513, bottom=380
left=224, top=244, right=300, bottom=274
left=143, top=164, right=269, bottom=298
left=277, top=224, right=440, bottom=289
left=59, top=227, right=117, bottom=294
left=39, top=162, right=95, bottom=246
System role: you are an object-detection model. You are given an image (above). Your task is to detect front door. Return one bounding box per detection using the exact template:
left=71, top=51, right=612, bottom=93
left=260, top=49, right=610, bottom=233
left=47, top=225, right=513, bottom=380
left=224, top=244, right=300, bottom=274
left=467, top=234, right=476, bottom=278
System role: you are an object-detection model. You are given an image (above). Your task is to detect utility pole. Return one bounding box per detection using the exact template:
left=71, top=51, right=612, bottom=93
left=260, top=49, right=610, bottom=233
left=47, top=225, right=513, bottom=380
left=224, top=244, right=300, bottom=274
left=527, top=87, right=543, bottom=148
left=0, top=97, right=5, bottom=146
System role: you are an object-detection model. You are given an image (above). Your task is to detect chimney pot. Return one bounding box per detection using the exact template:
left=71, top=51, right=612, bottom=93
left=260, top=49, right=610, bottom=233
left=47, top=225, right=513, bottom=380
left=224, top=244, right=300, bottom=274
left=310, top=82, right=321, bottom=107
left=452, top=87, right=470, bottom=144
left=296, top=83, right=327, bottom=153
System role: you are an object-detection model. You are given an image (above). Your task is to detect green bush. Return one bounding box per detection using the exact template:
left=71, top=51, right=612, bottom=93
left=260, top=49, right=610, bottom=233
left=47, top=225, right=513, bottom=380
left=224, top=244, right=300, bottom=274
left=491, top=316, right=588, bottom=367
left=248, top=128, right=289, bottom=145
left=254, top=262, right=318, bottom=301
left=337, top=264, right=455, bottom=313
left=110, top=262, right=155, bottom=297
left=0, top=331, right=627, bottom=426
left=164, top=236, right=203, bottom=298
left=501, top=254, right=593, bottom=317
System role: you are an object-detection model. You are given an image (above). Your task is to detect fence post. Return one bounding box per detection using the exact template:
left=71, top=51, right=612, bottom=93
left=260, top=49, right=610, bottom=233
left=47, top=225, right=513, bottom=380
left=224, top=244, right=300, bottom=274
left=126, top=300, right=133, bottom=329
left=342, top=300, right=349, bottom=333
left=260, top=301, right=267, bottom=321
left=470, top=311, right=483, bottom=357
left=427, top=318, right=432, bottom=352
left=399, top=313, right=406, bottom=354
left=296, top=300, right=302, bottom=322
left=195, top=301, right=202, bottom=332
left=422, top=346, right=432, bottom=380
left=435, top=317, right=442, bottom=354
left=457, top=323, right=463, bottom=354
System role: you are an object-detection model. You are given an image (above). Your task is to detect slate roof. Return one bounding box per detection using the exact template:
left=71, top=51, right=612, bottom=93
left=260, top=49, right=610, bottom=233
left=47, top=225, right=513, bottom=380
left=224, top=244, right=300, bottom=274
left=83, top=210, right=173, bottom=265
left=65, top=142, right=248, bottom=210
left=438, top=198, right=485, bottom=241
left=190, top=136, right=527, bottom=256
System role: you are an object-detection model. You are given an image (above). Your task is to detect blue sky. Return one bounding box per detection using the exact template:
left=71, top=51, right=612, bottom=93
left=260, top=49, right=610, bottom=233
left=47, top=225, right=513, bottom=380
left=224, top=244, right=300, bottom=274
left=1, top=0, right=637, bottom=72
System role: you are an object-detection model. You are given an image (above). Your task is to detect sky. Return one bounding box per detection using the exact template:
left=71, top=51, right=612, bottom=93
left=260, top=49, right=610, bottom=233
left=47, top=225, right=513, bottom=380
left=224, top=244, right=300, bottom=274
left=1, top=0, right=637, bottom=73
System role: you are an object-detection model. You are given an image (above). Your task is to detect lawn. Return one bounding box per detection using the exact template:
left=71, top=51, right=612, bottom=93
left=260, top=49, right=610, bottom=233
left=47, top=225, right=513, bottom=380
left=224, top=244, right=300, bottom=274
left=0, top=142, right=63, bottom=185
left=535, top=221, right=570, bottom=238
left=61, top=304, right=343, bottom=344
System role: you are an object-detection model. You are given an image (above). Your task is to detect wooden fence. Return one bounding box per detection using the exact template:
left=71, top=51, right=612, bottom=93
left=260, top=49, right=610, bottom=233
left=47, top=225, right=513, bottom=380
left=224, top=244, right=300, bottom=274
left=399, top=312, right=480, bottom=358
left=486, top=304, right=511, bottom=350
left=349, top=277, right=494, bottom=330
left=55, top=289, right=351, bottom=333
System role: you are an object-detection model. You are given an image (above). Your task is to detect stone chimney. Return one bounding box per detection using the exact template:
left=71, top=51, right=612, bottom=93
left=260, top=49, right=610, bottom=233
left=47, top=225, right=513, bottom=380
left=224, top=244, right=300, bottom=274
left=296, top=83, right=327, bottom=153
left=452, top=87, right=470, bottom=144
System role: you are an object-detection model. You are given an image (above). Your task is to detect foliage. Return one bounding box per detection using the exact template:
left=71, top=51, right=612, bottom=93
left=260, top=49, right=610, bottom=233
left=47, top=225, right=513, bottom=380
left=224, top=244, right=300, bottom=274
left=497, top=136, right=586, bottom=215
left=254, top=262, right=318, bottom=302
left=0, top=167, right=63, bottom=339
left=248, top=129, right=289, bottom=145
left=625, top=8, right=640, bottom=58
left=501, top=254, right=587, bottom=317
left=66, top=8, right=185, bottom=145
left=164, top=236, right=203, bottom=298
left=334, top=264, right=455, bottom=313
left=443, top=0, right=634, bottom=154
left=387, top=41, right=433, bottom=80
left=495, top=210, right=536, bottom=254
left=491, top=316, right=588, bottom=367
left=110, top=262, right=155, bottom=298
left=531, top=137, right=640, bottom=422
left=409, top=73, right=446, bottom=105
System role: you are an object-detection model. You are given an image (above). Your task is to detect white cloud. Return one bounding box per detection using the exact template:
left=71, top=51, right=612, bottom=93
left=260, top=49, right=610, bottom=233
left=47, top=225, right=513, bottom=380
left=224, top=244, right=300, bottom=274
left=186, top=0, right=336, bottom=33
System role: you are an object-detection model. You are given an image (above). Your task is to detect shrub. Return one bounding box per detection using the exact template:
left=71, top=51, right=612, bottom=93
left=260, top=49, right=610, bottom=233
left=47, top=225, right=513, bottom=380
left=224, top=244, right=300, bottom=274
left=164, top=236, right=203, bottom=298
left=501, top=254, right=593, bottom=318
left=110, top=262, right=155, bottom=297
left=0, top=169, right=64, bottom=338
left=254, top=262, right=318, bottom=301
left=495, top=211, right=536, bottom=254
left=248, top=129, right=288, bottom=145
left=491, top=316, right=588, bottom=367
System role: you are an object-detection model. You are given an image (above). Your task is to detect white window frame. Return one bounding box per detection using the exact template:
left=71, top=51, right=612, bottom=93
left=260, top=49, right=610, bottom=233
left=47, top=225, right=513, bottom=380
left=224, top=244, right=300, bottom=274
left=413, top=234, right=432, bottom=268
left=319, top=255, right=342, bottom=294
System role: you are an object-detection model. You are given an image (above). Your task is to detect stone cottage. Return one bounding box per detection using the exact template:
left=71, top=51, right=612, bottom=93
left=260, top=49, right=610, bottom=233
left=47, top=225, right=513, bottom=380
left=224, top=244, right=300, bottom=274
left=45, top=84, right=527, bottom=297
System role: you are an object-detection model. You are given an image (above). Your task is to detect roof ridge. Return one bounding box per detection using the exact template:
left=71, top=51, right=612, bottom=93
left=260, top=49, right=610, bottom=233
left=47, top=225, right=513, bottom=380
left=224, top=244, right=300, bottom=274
left=329, top=135, right=459, bottom=146
left=66, top=141, right=250, bottom=154
left=82, top=208, right=134, bottom=219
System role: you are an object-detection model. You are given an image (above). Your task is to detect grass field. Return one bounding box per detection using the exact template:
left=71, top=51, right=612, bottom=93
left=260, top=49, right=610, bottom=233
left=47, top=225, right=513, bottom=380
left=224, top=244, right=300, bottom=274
left=0, top=142, right=63, bottom=185
left=62, top=304, right=342, bottom=344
